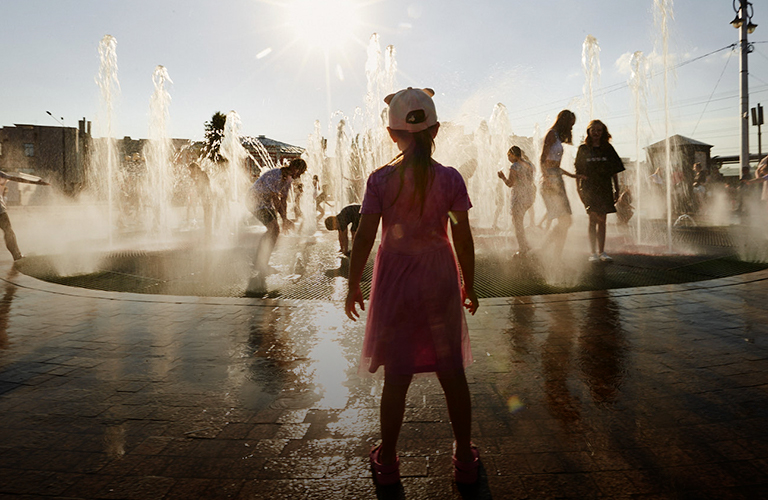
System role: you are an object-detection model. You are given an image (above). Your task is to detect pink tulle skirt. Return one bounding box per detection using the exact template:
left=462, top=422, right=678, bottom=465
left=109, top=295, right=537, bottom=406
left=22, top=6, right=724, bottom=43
left=359, top=244, right=472, bottom=376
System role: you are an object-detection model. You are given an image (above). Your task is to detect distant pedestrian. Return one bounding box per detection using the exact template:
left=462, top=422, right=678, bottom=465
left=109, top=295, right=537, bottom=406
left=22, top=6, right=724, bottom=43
left=187, top=161, right=212, bottom=240
left=345, top=87, right=480, bottom=486
left=692, top=162, right=707, bottom=214
left=312, top=175, right=329, bottom=220
left=615, top=185, right=634, bottom=226
left=497, top=146, right=536, bottom=254
left=575, top=119, right=624, bottom=262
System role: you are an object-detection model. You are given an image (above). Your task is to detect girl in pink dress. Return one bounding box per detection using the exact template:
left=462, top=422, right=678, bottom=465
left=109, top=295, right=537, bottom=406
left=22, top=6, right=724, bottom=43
left=345, top=87, right=480, bottom=486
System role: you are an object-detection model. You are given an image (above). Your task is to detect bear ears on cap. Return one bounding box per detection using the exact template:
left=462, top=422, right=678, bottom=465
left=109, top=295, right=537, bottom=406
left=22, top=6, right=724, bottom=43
left=384, top=87, right=435, bottom=105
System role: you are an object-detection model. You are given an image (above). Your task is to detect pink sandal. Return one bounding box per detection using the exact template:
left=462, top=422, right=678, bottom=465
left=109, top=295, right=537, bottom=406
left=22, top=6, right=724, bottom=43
left=452, top=444, right=480, bottom=484
left=369, top=444, right=400, bottom=485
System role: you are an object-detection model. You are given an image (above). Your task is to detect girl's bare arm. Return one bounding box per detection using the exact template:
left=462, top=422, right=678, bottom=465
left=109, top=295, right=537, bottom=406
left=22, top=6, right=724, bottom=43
left=345, top=213, right=381, bottom=320
left=450, top=210, right=478, bottom=315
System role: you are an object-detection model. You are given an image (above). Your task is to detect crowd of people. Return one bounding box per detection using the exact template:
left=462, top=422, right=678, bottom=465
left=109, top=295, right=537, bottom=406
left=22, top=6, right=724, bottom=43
left=240, top=109, right=630, bottom=273
left=237, top=109, right=768, bottom=289
left=493, top=110, right=627, bottom=263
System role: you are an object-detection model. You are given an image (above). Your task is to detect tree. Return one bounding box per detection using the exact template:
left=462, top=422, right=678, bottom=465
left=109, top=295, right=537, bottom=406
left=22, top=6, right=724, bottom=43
left=203, top=111, right=227, bottom=162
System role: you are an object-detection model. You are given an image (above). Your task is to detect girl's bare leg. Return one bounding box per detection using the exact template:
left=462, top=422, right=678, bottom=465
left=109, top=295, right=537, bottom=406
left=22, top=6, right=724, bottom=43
left=596, top=214, right=607, bottom=254
left=437, top=369, right=473, bottom=462
left=588, top=212, right=598, bottom=254
left=379, top=373, right=412, bottom=465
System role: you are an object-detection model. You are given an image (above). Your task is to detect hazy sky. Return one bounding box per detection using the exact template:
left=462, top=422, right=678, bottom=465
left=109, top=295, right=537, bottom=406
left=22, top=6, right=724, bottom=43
left=1, top=0, right=766, bottom=160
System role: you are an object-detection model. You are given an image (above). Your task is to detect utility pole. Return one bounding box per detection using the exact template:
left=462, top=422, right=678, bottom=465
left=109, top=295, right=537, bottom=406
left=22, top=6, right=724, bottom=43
left=731, top=0, right=758, bottom=179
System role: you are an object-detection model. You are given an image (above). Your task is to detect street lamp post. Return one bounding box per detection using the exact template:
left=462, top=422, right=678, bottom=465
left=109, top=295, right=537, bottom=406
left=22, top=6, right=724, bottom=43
left=731, top=0, right=758, bottom=179
left=46, top=111, right=66, bottom=179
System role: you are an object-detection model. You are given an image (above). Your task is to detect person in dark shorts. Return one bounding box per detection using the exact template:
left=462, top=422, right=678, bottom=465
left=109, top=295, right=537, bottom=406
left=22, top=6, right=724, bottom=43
left=247, top=158, right=307, bottom=281
left=325, top=204, right=361, bottom=256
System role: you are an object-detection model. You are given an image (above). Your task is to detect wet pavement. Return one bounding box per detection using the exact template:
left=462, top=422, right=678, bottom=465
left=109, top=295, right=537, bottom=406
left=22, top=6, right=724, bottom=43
left=1, top=243, right=768, bottom=498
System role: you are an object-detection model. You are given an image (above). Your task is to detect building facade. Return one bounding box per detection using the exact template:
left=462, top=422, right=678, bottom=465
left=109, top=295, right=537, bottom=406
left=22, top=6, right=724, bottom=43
left=241, top=135, right=304, bottom=176
left=0, top=118, right=92, bottom=198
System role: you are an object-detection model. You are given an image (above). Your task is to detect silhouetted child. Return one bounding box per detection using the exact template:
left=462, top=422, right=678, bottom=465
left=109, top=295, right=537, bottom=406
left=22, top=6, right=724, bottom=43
left=324, top=204, right=360, bottom=257
left=345, top=87, right=480, bottom=486
left=312, top=175, right=330, bottom=220
left=616, top=186, right=634, bottom=226
left=188, top=161, right=212, bottom=240
left=498, top=146, right=536, bottom=254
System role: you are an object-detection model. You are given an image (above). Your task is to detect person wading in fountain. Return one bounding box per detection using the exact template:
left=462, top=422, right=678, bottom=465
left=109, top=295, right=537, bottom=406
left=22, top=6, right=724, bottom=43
left=539, top=109, right=581, bottom=262
left=0, top=171, right=50, bottom=261
left=345, top=87, right=480, bottom=486
left=247, top=158, right=307, bottom=290
left=497, top=145, right=536, bottom=256
left=744, top=155, right=768, bottom=231
left=574, top=119, right=625, bottom=262
left=325, top=204, right=361, bottom=257
left=187, top=161, right=212, bottom=241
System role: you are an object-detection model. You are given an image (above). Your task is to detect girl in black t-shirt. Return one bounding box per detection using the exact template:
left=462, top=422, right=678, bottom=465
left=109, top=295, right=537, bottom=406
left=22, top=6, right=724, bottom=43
left=574, top=120, right=625, bottom=263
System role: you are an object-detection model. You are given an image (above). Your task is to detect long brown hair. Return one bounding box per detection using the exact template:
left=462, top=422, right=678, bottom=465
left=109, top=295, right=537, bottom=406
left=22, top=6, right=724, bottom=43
left=551, top=109, right=575, bottom=144
left=384, top=124, right=437, bottom=213
left=584, top=119, right=612, bottom=147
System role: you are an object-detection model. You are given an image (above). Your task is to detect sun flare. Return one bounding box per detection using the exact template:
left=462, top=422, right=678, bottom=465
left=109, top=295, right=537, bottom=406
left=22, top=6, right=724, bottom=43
left=285, top=0, right=361, bottom=51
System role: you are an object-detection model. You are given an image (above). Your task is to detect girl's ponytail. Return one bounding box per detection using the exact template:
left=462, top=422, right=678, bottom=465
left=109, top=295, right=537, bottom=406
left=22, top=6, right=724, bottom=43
left=406, top=126, right=436, bottom=214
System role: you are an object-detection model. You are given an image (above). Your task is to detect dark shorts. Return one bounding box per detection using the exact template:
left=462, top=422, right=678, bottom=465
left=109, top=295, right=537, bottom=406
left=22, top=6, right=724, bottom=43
left=256, top=207, right=278, bottom=225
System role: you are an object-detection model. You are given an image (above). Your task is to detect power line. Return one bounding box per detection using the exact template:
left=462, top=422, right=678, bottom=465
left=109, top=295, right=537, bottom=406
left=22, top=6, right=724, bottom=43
left=691, top=49, right=734, bottom=135
left=512, top=43, right=744, bottom=121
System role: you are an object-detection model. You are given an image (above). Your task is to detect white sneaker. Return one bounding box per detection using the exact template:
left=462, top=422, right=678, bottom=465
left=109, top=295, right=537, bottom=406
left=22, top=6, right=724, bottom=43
left=588, top=254, right=599, bottom=262
left=599, top=252, right=613, bottom=262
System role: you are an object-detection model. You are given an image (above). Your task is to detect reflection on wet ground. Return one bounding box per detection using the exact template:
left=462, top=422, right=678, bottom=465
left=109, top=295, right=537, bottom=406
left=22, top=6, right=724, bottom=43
left=0, top=257, right=767, bottom=497
left=0, top=268, right=17, bottom=350
left=578, top=295, right=628, bottom=407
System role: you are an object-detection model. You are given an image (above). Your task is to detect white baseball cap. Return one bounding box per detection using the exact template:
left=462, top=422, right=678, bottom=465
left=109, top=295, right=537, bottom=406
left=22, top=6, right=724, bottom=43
left=384, top=87, right=437, bottom=133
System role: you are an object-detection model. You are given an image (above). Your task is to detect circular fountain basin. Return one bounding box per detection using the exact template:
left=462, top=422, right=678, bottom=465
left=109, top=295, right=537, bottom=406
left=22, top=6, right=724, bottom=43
left=14, top=224, right=768, bottom=300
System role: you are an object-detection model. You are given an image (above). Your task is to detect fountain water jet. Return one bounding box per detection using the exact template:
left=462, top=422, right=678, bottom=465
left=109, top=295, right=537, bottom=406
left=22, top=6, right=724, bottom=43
left=93, top=34, right=120, bottom=246
left=582, top=35, right=601, bottom=121
left=16, top=28, right=768, bottom=300
left=304, top=33, right=396, bottom=220
left=220, top=110, right=251, bottom=240
left=143, top=65, right=175, bottom=241
left=655, top=0, right=675, bottom=252
left=629, top=51, right=650, bottom=243
left=486, top=103, right=513, bottom=229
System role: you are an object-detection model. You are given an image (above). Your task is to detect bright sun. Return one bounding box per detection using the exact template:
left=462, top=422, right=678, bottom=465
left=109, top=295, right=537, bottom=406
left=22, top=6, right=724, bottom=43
left=285, top=0, right=361, bottom=51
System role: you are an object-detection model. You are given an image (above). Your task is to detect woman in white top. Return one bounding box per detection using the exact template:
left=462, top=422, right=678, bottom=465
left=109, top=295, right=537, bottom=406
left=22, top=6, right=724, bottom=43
left=539, top=109, right=580, bottom=261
